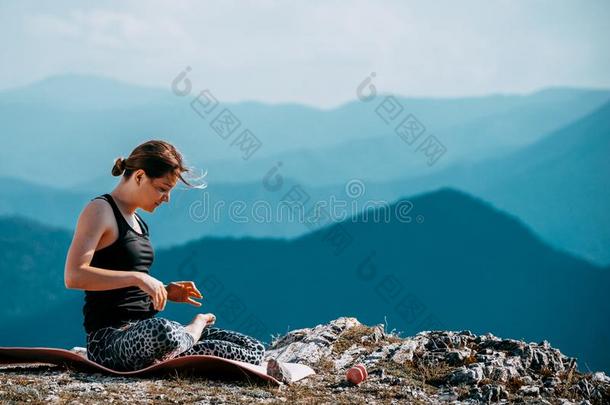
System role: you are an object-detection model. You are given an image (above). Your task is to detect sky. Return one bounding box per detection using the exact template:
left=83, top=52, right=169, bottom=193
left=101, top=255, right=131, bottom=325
left=1, top=0, right=609, bottom=108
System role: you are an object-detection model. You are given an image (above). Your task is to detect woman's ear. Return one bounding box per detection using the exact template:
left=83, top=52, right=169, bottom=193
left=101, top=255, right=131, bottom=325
left=135, top=169, right=145, bottom=186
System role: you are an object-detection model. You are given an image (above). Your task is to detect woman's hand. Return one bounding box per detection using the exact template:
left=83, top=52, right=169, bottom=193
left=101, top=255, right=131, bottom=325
left=135, top=273, right=168, bottom=311
left=166, top=281, right=204, bottom=307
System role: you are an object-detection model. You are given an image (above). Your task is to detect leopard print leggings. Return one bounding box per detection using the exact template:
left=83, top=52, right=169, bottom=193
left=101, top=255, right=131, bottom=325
left=86, top=317, right=266, bottom=371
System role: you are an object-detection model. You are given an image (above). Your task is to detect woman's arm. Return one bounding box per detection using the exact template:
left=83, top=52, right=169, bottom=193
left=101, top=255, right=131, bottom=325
left=64, top=199, right=144, bottom=291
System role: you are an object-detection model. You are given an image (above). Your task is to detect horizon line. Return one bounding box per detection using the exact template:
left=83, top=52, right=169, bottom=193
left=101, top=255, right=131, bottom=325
left=1, top=72, right=609, bottom=112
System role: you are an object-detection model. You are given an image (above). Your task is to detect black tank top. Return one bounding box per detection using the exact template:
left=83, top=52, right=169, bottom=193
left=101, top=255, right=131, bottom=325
left=83, top=193, right=158, bottom=334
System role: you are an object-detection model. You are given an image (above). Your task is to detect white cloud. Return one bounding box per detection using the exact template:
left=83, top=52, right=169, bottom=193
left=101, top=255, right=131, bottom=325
left=25, top=13, right=81, bottom=38
left=25, top=8, right=196, bottom=54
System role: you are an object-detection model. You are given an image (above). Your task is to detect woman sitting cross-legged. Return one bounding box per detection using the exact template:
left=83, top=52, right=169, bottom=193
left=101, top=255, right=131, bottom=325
left=64, top=140, right=290, bottom=382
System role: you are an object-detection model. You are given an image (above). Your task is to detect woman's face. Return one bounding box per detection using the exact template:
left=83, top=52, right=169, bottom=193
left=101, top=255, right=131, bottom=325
left=136, top=171, right=178, bottom=212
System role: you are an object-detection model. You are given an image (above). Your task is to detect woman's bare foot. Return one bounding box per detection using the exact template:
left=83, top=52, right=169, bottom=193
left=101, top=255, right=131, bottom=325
left=196, top=313, right=216, bottom=326
left=185, top=313, right=216, bottom=342
left=267, top=358, right=292, bottom=384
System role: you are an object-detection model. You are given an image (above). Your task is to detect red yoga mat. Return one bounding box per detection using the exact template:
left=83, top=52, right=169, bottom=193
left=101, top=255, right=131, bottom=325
left=0, top=347, right=283, bottom=384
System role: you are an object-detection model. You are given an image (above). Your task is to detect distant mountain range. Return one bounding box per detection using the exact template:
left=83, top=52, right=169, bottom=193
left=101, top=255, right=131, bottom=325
left=199, top=87, right=610, bottom=187
left=0, top=74, right=171, bottom=110
left=0, top=216, right=76, bottom=318
left=369, top=100, right=610, bottom=265
left=1, top=99, right=608, bottom=265
left=1, top=188, right=608, bottom=372
left=1, top=75, right=608, bottom=188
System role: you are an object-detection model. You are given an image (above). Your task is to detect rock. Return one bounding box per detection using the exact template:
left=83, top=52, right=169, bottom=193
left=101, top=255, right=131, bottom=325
left=361, top=343, right=401, bottom=367
left=520, top=375, right=535, bottom=385
left=448, top=364, right=485, bottom=385
left=591, top=371, right=610, bottom=383
left=368, top=367, right=385, bottom=379
left=479, top=338, right=525, bottom=354
left=425, top=332, right=471, bottom=351
left=572, top=378, right=607, bottom=402
left=519, top=385, right=540, bottom=396
left=488, top=364, right=521, bottom=382
left=265, top=317, right=362, bottom=365
left=518, top=344, right=569, bottom=373
left=389, top=340, right=419, bottom=364
left=445, top=349, right=472, bottom=366
left=480, top=384, right=509, bottom=402
left=474, top=332, right=499, bottom=345
left=361, top=324, right=385, bottom=343
left=435, top=387, right=459, bottom=401
left=544, top=376, right=562, bottom=388
left=333, top=344, right=367, bottom=370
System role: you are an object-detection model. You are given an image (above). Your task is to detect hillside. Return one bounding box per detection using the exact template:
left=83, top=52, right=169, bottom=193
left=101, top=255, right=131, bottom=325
left=151, top=188, right=610, bottom=373
left=0, top=216, right=77, bottom=318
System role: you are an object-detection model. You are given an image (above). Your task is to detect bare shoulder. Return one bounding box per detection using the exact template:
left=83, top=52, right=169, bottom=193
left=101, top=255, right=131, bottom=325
left=66, top=197, right=117, bottom=270
left=78, top=198, right=115, bottom=230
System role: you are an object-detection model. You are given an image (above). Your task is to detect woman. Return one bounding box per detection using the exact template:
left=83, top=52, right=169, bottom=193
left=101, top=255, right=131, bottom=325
left=64, top=140, right=288, bottom=381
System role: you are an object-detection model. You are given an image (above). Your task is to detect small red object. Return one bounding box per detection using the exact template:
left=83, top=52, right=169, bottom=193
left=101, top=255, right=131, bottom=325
left=355, top=364, right=368, bottom=378
left=346, top=363, right=368, bottom=385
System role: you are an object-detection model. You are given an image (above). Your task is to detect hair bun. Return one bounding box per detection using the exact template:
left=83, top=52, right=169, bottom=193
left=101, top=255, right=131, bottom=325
left=112, top=157, right=126, bottom=176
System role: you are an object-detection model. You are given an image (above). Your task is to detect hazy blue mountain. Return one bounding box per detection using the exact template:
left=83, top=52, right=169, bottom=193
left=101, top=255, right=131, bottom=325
left=0, top=175, right=315, bottom=248
left=1, top=76, right=607, bottom=264
left=1, top=188, right=608, bottom=373
left=1, top=74, right=608, bottom=188
left=2, top=90, right=608, bottom=266
left=363, top=101, right=610, bottom=265
left=0, top=74, right=172, bottom=110
left=0, top=216, right=79, bottom=319
left=0, top=177, right=87, bottom=230
left=467, top=100, right=610, bottom=265
left=2, top=90, right=608, bottom=269
left=196, top=87, right=610, bottom=186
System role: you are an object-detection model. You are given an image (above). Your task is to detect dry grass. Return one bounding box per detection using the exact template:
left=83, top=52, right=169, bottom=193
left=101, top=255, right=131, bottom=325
left=539, top=366, right=554, bottom=378
left=478, top=377, right=493, bottom=386
left=374, top=355, right=450, bottom=396
left=313, top=356, right=336, bottom=374
left=332, top=325, right=376, bottom=355
left=332, top=324, right=401, bottom=356
left=506, top=376, right=525, bottom=393
left=463, top=353, right=477, bottom=366
left=411, top=354, right=453, bottom=390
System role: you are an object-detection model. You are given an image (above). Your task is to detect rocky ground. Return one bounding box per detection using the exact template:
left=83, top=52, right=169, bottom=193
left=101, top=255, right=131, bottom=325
left=1, top=317, right=609, bottom=404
